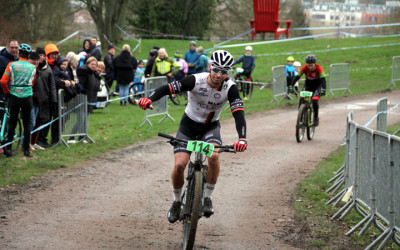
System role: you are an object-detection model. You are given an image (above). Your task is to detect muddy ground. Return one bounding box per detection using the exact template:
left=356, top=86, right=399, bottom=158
left=1, top=91, right=399, bottom=249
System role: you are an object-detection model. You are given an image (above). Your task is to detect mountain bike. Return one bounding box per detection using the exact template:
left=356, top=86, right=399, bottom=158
left=0, top=99, right=22, bottom=155
left=296, top=91, right=316, bottom=143
left=128, top=82, right=144, bottom=105
left=169, top=92, right=188, bottom=106
left=158, top=132, right=234, bottom=250
left=234, top=67, right=254, bottom=100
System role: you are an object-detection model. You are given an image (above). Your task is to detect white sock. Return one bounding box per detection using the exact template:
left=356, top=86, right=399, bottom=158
left=173, top=188, right=182, bottom=201
left=204, top=183, right=215, bottom=198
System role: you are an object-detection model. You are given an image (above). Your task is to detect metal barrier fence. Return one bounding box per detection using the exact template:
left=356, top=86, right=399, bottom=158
left=58, top=89, right=94, bottom=147
left=271, top=65, right=286, bottom=103
left=327, top=110, right=400, bottom=249
left=140, top=76, right=175, bottom=127
left=328, top=63, right=352, bottom=96
left=388, top=56, right=400, bottom=88
left=377, top=98, right=387, bottom=132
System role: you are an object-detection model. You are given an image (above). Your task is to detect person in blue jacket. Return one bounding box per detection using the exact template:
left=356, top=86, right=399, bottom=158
left=233, top=45, right=255, bottom=81
left=183, top=41, right=198, bottom=75
left=285, top=56, right=296, bottom=98
left=194, top=46, right=208, bottom=73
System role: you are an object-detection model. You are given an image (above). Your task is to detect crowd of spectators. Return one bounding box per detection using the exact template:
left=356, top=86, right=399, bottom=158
left=0, top=38, right=211, bottom=157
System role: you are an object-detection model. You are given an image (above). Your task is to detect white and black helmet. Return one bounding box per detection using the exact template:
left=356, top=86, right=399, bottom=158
left=210, top=50, right=234, bottom=70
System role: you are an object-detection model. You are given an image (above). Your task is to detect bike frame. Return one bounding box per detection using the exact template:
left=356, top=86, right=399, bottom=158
left=234, top=68, right=253, bottom=99
left=0, top=105, right=9, bottom=143
left=300, top=92, right=314, bottom=127
left=0, top=99, right=22, bottom=153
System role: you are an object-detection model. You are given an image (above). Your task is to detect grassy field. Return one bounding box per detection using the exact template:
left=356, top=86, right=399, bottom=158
left=1, top=35, right=399, bottom=185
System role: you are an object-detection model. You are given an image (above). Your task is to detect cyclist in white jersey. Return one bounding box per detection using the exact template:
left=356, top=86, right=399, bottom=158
left=138, top=50, right=247, bottom=223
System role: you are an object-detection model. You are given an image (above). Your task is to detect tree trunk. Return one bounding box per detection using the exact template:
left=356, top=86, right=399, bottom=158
left=84, top=0, right=128, bottom=49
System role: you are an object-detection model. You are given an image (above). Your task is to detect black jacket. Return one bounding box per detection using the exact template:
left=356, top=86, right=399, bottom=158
left=33, top=62, right=57, bottom=120
left=113, top=50, right=137, bottom=85
left=104, top=52, right=114, bottom=80
left=0, top=48, right=17, bottom=95
left=145, top=57, right=155, bottom=77
left=77, top=65, right=100, bottom=111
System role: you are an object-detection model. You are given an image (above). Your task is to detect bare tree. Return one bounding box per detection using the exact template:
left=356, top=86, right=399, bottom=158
left=207, top=0, right=254, bottom=41
left=128, top=0, right=215, bottom=38
left=280, top=0, right=310, bottom=38
left=81, top=0, right=129, bottom=47
left=0, top=0, right=70, bottom=44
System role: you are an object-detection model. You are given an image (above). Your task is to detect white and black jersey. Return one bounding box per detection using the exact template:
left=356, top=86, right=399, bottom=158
left=149, top=73, right=246, bottom=139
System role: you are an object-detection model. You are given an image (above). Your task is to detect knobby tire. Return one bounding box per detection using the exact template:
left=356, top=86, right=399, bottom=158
left=307, top=106, right=315, bottom=140
left=169, top=94, right=181, bottom=106
left=246, top=82, right=254, bottom=99
left=182, top=170, right=203, bottom=250
left=236, top=76, right=253, bottom=100
left=128, top=83, right=143, bottom=105
left=3, top=116, right=22, bottom=154
left=296, top=104, right=307, bottom=143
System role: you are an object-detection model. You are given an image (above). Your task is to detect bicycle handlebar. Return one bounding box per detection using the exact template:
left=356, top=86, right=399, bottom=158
left=134, top=99, right=154, bottom=110
left=158, top=132, right=235, bottom=153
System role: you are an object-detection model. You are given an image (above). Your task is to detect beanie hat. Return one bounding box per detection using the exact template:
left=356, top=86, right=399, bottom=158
left=36, top=47, right=45, bottom=55
left=108, top=45, right=115, bottom=50
left=44, top=43, right=59, bottom=56
left=45, top=43, right=59, bottom=66
left=29, top=51, right=40, bottom=60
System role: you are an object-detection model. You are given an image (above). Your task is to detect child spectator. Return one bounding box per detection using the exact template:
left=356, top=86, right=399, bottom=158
left=53, top=56, right=77, bottom=102
left=173, top=51, right=188, bottom=81
left=293, top=61, right=301, bottom=95
left=285, top=56, right=296, bottom=99
left=233, top=46, right=255, bottom=80
left=132, top=60, right=145, bottom=100
left=134, top=60, right=145, bottom=84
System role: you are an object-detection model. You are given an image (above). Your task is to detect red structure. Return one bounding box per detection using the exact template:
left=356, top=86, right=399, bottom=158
left=250, top=0, right=292, bottom=40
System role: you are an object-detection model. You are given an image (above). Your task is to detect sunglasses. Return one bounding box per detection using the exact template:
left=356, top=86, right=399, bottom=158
left=211, top=67, right=228, bottom=76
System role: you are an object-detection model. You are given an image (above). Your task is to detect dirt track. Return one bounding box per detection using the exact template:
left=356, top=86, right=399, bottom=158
left=1, top=91, right=400, bottom=249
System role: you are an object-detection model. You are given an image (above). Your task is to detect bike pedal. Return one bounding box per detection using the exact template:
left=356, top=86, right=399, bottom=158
left=203, top=212, right=212, bottom=218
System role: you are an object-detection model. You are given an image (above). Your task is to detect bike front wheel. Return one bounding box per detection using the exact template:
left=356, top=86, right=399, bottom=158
left=182, top=170, right=203, bottom=250
left=307, top=108, right=315, bottom=140
left=296, top=104, right=307, bottom=143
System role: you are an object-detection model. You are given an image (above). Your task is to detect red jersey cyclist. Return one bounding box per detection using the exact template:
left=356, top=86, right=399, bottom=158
left=137, top=50, right=247, bottom=223
left=291, top=54, right=326, bottom=126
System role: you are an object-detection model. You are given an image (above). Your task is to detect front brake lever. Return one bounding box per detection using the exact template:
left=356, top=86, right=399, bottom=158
left=218, top=148, right=236, bottom=154
left=168, top=139, right=186, bottom=148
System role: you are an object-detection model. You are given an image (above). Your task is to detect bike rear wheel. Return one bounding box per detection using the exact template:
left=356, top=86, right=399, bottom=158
left=2, top=115, right=22, bottom=154
left=247, top=82, right=254, bottom=99
left=307, top=108, right=315, bottom=140
left=169, top=94, right=181, bottom=106
left=237, top=77, right=253, bottom=100
left=296, top=104, right=307, bottom=143
left=128, top=83, right=143, bottom=105
left=182, top=170, right=203, bottom=250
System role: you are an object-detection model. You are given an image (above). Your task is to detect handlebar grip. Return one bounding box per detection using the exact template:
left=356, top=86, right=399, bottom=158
left=214, top=145, right=234, bottom=149
left=158, top=132, right=175, bottom=140
left=134, top=99, right=154, bottom=110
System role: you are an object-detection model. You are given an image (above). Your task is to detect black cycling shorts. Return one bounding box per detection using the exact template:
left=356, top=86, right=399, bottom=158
left=174, top=113, right=222, bottom=154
